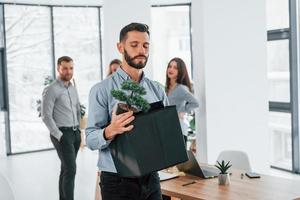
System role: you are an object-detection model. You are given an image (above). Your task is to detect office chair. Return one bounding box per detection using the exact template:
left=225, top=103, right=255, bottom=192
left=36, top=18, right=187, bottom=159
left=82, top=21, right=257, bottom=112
left=216, top=150, right=252, bottom=171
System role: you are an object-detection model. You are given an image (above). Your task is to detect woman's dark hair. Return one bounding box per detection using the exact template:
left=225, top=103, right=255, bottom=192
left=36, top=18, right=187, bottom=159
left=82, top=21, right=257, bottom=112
left=165, top=57, right=192, bottom=93
left=119, top=22, right=150, bottom=42
left=109, top=59, right=121, bottom=66
left=107, top=59, right=121, bottom=76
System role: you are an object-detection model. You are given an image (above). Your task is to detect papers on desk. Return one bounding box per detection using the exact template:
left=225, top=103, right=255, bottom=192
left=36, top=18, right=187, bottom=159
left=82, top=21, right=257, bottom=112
left=158, top=171, right=179, bottom=181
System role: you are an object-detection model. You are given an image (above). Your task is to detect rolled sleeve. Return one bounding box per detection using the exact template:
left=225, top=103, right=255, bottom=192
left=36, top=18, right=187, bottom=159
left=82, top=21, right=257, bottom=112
left=85, top=84, right=112, bottom=150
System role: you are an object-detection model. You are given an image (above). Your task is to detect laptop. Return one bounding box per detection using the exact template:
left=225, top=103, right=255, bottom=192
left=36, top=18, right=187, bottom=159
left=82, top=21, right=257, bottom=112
left=177, top=150, right=219, bottom=179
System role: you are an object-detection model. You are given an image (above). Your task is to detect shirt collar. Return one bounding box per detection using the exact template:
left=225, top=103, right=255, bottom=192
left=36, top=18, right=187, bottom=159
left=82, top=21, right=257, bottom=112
left=116, top=67, right=146, bottom=84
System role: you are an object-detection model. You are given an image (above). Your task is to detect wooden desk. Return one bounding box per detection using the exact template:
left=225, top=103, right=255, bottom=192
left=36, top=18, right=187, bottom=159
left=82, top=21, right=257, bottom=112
left=161, top=170, right=300, bottom=200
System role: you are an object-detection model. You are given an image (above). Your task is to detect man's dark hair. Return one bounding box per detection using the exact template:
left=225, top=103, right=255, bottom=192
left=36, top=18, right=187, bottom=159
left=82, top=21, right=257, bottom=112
left=119, top=22, right=150, bottom=42
left=57, top=56, right=73, bottom=66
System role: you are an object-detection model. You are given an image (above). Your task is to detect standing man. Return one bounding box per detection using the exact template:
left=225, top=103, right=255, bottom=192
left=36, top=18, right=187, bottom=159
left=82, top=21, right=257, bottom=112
left=41, top=56, right=81, bottom=200
left=86, top=23, right=168, bottom=200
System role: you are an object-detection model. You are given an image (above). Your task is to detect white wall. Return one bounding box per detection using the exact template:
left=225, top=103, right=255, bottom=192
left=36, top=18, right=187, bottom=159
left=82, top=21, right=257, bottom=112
left=0, top=112, right=5, bottom=157
left=192, top=0, right=270, bottom=173
left=102, top=0, right=152, bottom=78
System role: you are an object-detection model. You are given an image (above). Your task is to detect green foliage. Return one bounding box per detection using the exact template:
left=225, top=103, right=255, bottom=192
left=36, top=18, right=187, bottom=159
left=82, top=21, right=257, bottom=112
left=215, top=160, right=232, bottom=174
left=79, top=104, right=86, bottom=119
left=111, top=80, right=150, bottom=112
left=121, top=81, right=146, bottom=95
left=44, top=75, right=54, bottom=86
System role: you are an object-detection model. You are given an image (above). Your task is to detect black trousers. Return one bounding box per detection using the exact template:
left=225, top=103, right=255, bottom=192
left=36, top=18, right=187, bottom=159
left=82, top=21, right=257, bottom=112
left=100, top=171, right=162, bottom=200
left=50, top=127, right=81, bottom=200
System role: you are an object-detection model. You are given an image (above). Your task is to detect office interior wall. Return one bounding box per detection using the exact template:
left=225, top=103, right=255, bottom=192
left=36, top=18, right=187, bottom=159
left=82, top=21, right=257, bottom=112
left=0, top=112, right=5, bottom=157
left=102, top=0, right=152, bottom=79
left=192, top=0, right=269, bottom=173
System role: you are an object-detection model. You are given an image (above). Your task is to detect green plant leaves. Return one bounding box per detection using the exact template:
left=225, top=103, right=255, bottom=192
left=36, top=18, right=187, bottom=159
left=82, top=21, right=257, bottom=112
left=111, top=80, right=150, bottom=112
left=215, top=160, right=232, bottom=174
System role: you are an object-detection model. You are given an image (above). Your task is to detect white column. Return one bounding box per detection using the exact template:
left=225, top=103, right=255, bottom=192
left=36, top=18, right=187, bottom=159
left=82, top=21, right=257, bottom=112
left=192, top=0, right=269, bottom=173
left=0, top=112, right=6, bottom=157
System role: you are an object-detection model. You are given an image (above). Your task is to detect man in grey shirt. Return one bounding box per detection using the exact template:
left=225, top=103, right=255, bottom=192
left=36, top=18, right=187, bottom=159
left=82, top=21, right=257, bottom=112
left=86, top=23, right=168, bottom=200
left=41, top=56, right=81, bottom=200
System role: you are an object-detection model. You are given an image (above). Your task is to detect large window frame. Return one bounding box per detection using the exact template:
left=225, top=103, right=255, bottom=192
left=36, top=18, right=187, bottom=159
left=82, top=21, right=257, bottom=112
left=151, top=3, right=193, bottom=82
left=0, top=3, right=103, bottom=155
left=268, top=0, right=299, bottom=173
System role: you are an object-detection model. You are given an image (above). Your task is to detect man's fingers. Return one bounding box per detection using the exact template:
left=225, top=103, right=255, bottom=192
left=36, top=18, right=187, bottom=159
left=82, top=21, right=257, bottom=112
left=123, top=125, right=134, bottom=132
left=116, top=111, right=133, bottom=119
left=120, top=116, right=135, bottom=127
left=111, top=107, right=117, bottom=118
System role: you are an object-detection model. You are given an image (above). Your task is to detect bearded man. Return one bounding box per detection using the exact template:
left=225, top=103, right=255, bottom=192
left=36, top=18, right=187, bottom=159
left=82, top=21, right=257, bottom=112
left=41, top=56, right=81, bottom=200
left=86, top=23, right=168, bottom=200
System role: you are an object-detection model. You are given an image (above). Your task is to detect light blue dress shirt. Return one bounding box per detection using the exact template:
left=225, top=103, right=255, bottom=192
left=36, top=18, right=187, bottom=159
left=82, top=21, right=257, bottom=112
left=86, top=67, right=168, bottom=173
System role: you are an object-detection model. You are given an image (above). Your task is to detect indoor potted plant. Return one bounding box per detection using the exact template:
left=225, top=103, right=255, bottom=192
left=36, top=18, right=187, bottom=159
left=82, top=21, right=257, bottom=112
left=111, top=80, right=150, bottom=114
left=215, top=160, right=232, bottom=185
left=79, top=104, right=87, bottom=129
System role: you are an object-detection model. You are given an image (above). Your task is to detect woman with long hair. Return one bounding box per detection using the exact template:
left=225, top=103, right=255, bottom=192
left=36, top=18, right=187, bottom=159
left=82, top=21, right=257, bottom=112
left=166, top=57, right=199, bottom=144
left=107, top=59, right=121, bottom=76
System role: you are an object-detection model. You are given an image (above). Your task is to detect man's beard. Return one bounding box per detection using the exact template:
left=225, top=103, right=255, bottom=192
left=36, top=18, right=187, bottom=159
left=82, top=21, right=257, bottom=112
left=60, top=74, right=73, bottom=82
left=124, top=49, right=148, bottom=69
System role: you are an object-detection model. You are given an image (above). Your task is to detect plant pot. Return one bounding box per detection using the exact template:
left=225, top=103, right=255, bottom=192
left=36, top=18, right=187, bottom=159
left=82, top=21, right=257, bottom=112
left=116, top=103, right=139, bottom=115
left=218, top=173, right=230, bottom=185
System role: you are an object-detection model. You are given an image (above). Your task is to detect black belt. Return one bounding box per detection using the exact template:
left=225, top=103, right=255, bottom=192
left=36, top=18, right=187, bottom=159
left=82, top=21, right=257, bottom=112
left=101, top=171, right=156, bottom=180
left=59, top=126, right=79, bottom=131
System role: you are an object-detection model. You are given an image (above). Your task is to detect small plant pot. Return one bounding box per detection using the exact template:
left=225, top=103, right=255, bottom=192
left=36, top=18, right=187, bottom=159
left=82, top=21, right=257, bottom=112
left=116, top=103, right=139, bottom=115
left=218, top=173, right=230, bottom=185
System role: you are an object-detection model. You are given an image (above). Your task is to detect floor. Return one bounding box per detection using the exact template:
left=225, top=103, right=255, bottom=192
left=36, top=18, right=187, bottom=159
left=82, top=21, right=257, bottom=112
left=0, top=148, right=99, bottom=200
left=1, top=148, right=300, bottom=200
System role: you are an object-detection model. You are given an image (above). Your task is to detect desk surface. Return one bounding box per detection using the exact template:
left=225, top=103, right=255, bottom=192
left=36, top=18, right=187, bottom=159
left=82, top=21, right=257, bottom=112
left=160, top=170, right=300, bottom=200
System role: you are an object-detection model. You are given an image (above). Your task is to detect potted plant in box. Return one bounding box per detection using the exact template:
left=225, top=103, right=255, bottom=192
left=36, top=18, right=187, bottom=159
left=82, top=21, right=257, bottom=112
left=109, top=80, right=188, bottom=177
left=111, top=80, right=150, bottom=114
left=215, top=160, right=232, bottom=185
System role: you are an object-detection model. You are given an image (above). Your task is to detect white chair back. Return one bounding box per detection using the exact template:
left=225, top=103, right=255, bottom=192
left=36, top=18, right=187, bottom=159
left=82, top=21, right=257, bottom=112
left=217, top=150, right=252, bottom=171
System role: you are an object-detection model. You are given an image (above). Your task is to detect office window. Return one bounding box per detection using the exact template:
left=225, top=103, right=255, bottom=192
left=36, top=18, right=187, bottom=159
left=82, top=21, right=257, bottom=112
left=4, top=5, right=53, bottom=153
left=269, top=112, right=292, bottom=170
left=266, top=0, right=289, bottom=30
left=151, top=5, right=191, bottom=85
left=0, top=6, right=5, bottom=111
left=267, top=40, right=290, bottom=102
left=266, top=0, right=295, bottom=171
left=0, top=49, right=6, bottom=111
left=53, top=7, right=102, bottom=108
left=0, top=4, right=4, bottom=48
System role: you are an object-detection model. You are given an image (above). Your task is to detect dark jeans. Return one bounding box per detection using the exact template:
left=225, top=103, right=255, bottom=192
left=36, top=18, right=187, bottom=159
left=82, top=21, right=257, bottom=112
left=100, top=171, right=162, bottom=200
left=50, top=127, right=81, bottom=200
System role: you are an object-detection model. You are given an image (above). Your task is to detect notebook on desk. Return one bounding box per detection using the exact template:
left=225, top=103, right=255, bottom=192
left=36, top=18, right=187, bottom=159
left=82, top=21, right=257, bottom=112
left=158, top=171, right=179, bottom=181
left=177, top=150, right=219, bottom=179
